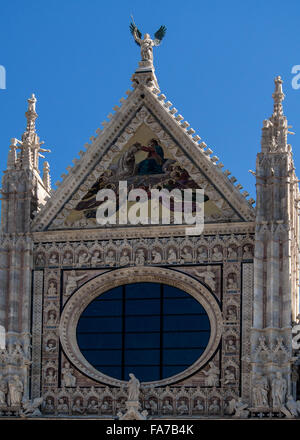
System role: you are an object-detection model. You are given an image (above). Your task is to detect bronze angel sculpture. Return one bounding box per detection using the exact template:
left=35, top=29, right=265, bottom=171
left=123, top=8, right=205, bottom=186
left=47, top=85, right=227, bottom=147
left=130, top=22, right=167, bottom=64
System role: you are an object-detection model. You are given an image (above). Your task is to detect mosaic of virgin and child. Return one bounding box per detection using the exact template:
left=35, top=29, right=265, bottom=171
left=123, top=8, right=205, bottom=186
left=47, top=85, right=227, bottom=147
left=72, top=138, right=206, bottom=220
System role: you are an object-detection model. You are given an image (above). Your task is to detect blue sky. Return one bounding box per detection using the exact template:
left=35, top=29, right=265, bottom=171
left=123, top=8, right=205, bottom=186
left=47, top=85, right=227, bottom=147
left=1, top=0, right=300, bottom=202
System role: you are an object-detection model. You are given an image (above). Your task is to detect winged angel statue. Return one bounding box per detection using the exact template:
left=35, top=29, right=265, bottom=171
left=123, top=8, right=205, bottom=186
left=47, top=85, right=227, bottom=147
left=130, top=22, right=166, bottom=64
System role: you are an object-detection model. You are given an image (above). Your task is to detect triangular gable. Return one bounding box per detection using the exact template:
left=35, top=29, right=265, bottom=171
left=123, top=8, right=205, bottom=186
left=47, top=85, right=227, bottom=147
left=31, top=80, right=255, bottom=232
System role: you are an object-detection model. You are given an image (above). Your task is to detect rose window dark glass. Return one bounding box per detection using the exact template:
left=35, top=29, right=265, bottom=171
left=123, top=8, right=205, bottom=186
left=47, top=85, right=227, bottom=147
left=76, top=282, right=211, bottom=382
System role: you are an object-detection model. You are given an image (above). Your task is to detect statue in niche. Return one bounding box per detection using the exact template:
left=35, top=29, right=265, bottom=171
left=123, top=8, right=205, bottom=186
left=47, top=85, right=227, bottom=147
left=35, top=253, right=45, bottom=266
left=197, top=246, right=208, bottom=262
left=152, top=249, right=162, bottom=264
left=44, top=398, right=55, bottom=412
left=227, top=274, right=238, bottom=290
left=47, top=282, right=57, bottom=296
left=87, top=399, right=98, bottom=414
left=101, top=399, right=111, bottom=411
left=105, top=250, right=116, bottom=267
left=61, top=362, right=76, bottom=387
left=120, top=250, right=130, bottom=266
left=130, top=22, right=166, bottom=65
left=49, top=253, right=58, bottom=265
left=209, top=399, right=220, bottom=414
left=167, top=248, right=177, bottom=264
left=78, top=251, right=90, bottom=266
left=194, top=399, right=204, bottom=411
left=45, top=340, right=56, bottom=353
left=91, top=250, right=102, bottom=265
left=271, top=372, right=287, bottom=407
left=227, top=247, right=237, bottom=259
left=162, top=399, right=173, bottom=414
left=62, top=252, right=73, bottom=265
left=252, top=374, right=269, bottom=407
left=127, top=373, right=140, bottom=401
left=212, top=247, right=223, bottom=261
left=8, top=375, right=23, bottom=406
left=65, top=270, right=87, bottom=296
left=147, top=399, right=158, bottom=415
left=196, top=266, right=216, bottom=290
left=243, top=245, right=253, bottom=259
left=224, top=368, right=236, bottom=384
left=72, top=398, right=84, bottom=414
left=45, top=368, right=56, bottom=384
left=135, top=249, right=146, bottom=266
left=225, top=337, right=237, bottom=352
left=226, top=306, right=237, bottom=321
left=0, top=375, right=7, bottom=405
left=47, top=311, right=57, bottom=326
left=203, top=361, right=220, bottom=386
left=180, top=247, right=193, bottom=264
left=177, top=400, right=188, bottom=415
left=57, top=398, right=69, bottom=413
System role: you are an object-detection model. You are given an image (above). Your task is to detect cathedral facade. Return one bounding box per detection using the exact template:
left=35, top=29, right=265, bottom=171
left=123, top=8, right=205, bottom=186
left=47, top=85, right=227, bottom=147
left=0, top=39, right=300, bottom=419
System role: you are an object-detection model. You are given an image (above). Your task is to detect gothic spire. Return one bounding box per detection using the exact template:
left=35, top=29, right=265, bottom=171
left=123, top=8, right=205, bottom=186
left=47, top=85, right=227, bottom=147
left=18, top=94, right=50, bottom=171
left=261, top=76, right=288, bottom=153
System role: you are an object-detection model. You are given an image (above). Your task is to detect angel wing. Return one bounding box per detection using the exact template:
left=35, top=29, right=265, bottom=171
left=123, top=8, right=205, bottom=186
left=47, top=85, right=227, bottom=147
left=129, top=22, right=142, bottom=46
left=31, top=397, right=43, bottom=409
left=153, top=25, right=167, bottom=46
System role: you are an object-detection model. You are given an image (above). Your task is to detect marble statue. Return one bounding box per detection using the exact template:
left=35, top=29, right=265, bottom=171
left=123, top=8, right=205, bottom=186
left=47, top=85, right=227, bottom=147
left=225, top=337, right=237, bottom=352
left=152, top=249, right=162, bottom=264
left=252, top=374, right=269, bottom=407
left=226, top=306, right=237, bottom=321
left=47, top=282, right=57, bottom=296
left=209, top=399, right=220, bottom=414
left=105, top=250, right=116, bottom=267
left=224, top=368, right=236, bottom=384
left=180, top=247, right=193, bottom=264
left=0, top=375, right=7, bottom=405
left=130, top=22, right=166, bottom=65
left=127, top=373, right=140, bottom=401
left=212, top=247, right=223, bottom=261
left=72, top=398, right=84, bottom=414
left=45, top=369, right=56, bottom=384
left=87, top=399, right=98, bottom=413
left=45, top=340, right=56, bottom=352
left=49, top=253, right=58, bottom=265
left=162, top=399, right=173, bottom=414
left=91, top=250, right=102, bottom=265
left=47, top=312, right=57, bottom=326
left=78, top=252, right=90, bottom=266
left=177, top=400, right=188, bottom=415
left=227, top=247, right=237, bottom=259
left=194, top=399, right=204, bottom=411
left=197, top=246, right=207, bottom=261
left=271, top=372, right=287, bottom=407
left=227, top=274, right=238, bottom=290
left=167, top=248, right=177, bottom=264
left=62, top=362, right=76, bottom=387
left=243, top=246, right=252, bottom=259
left=148, top=399, right=157, bottom=415
left=20, top=397, right=43, bottom=417
left=203, top=361, right=220, bottom=386
left=8, top=375, right=23, bottom=406
left=135, top=249, right=146, bottom=266
left=63, top=252, right=73, bottom=264
left=44, top=398, right=55, bottom=412
left=120, top=250, right=130, bottom=266
left=196, top=266, right=216, bottom=290
left=285, top=395, right=300, bottom=417
left=57, top=398, right=69, bottom=412
left=35, top=253, right=45, bottom=266
left=233, top=398, right=249, bottom=418
left=65, top=270, right=87, bottom=296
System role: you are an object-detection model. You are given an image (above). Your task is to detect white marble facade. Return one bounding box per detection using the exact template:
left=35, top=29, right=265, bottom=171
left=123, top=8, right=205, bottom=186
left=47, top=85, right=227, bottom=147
left=0, top=50, right=299, bottom=420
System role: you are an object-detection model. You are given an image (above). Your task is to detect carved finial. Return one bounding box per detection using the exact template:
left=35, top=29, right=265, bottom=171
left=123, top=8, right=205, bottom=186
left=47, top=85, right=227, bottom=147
left=272, top=75, right=285, bottom=119
left=42, top=161, right=51, bottom=193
